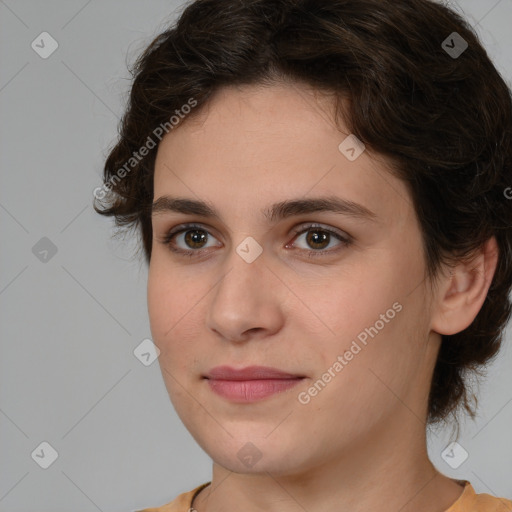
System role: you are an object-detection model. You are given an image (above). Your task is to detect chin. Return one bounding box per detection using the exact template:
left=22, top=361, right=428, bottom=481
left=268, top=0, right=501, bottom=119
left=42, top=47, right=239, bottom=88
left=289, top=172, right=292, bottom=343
left=198, top=433, right=311, bottom=476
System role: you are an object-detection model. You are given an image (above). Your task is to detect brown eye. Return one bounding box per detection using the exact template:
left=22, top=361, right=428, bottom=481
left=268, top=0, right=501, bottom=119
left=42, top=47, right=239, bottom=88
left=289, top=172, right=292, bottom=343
left=288, top=224, right=352, bottom=257
left=160, top=223, right=221, bottom=257
left=183, top=229, right=209, bottom=249
left=305, top=229, right=331, bottom=250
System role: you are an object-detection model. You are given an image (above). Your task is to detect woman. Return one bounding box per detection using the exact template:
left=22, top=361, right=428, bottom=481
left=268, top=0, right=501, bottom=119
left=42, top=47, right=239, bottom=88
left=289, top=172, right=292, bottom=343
left=94, top=0, right=512, bottom=510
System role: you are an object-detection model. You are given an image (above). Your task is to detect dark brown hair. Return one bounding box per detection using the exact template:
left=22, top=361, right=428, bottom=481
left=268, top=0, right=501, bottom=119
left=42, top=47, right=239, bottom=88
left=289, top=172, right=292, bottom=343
left=94, top=0, right=512, bottom=429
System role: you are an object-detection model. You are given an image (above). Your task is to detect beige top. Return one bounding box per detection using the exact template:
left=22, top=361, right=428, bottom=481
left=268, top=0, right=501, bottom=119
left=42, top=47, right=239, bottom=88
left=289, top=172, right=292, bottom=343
left=136, top=480, right=512, bottom=512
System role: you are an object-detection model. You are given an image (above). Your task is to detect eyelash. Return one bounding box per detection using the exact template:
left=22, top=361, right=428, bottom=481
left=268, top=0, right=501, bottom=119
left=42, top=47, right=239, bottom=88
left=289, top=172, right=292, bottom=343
left=158, top=223, right=352, bottom=260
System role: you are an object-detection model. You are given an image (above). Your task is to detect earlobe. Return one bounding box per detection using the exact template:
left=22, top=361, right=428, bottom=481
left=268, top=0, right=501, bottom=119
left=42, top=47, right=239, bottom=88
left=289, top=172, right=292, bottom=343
left=431, top=237, right=499, bottom=336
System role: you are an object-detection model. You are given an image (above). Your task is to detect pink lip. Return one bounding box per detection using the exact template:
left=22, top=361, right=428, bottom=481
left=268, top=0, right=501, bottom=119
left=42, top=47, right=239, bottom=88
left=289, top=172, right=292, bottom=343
left=204, top=365, right=305, bottom=402
left=205, top=365, right=302, bottom=380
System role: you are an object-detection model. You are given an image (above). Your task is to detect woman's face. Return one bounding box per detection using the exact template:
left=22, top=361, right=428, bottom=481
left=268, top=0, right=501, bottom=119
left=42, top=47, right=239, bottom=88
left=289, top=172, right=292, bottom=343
left=147, top=82, right=440, bottom=475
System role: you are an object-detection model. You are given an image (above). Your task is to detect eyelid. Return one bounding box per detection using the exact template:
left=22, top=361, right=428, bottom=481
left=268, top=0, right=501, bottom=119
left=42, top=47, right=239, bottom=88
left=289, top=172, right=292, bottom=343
left=165, top=222, right=218, bottom=238
left=290, top=222, right=351, bottom=241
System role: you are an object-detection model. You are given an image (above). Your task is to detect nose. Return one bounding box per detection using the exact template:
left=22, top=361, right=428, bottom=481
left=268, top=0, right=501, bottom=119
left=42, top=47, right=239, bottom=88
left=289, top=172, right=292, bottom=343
left=205, top=246, right=285, bottom=343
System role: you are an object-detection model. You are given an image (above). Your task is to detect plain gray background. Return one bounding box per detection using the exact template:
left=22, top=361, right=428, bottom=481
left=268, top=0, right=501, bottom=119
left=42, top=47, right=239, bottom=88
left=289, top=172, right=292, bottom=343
left=1, top=1, right=511, bottom=511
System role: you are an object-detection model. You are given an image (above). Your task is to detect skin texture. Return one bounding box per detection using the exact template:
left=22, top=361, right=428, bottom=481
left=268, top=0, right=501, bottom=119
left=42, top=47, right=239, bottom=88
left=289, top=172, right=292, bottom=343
left=147, top=82, right=498, bottom=512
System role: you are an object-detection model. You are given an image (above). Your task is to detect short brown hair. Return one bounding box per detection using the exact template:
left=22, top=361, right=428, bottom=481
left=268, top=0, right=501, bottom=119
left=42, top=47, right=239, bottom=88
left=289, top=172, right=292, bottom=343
left=94, top=0, right=512, bottom=429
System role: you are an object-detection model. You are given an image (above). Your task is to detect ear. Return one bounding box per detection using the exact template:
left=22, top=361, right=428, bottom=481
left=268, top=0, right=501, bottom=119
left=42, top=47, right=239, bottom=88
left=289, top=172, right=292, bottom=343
left=430, top=237, right=499, bottom=336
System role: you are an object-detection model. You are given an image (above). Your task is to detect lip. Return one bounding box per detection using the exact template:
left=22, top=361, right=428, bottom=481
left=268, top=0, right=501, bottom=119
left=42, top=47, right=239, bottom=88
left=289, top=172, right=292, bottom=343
left=204, top=365, right=305, bottom=402
left=204, top=365, right=303, bottom=380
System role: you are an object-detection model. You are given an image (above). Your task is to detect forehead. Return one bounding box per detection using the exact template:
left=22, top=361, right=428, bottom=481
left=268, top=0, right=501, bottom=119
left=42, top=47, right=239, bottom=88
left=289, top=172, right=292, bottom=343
left=165, top=82, right=341, bottom=150
left=153, top=83, right=412, bottom=225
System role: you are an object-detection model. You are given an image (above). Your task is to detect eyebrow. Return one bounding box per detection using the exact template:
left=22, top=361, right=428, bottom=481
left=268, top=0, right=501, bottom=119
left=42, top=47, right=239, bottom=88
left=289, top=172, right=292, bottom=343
left=151, top=195, right=377, bottom=223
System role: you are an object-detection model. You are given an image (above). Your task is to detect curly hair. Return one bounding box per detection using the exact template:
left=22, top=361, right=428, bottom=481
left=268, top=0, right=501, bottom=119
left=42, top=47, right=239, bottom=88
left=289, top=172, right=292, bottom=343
left=94, top=0, right=512, bottom=429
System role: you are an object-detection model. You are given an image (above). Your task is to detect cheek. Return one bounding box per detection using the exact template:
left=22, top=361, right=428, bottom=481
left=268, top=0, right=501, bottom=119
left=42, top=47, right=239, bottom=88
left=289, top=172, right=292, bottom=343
left=147, top=261, right=169, bottom=340
left=147, top=255, right=212, bottom=375
left=321, top=281, right=429, bottom=415
left=309, top=265, right=398, bottom=340
left=304, top=248, right=425, bottom=375
left=147, top=259, right=188, bottom=349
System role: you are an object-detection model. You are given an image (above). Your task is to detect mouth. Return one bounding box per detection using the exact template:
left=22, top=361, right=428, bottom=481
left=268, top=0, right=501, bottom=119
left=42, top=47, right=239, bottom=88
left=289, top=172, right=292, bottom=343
left=203, top=365, right=306, bottom=403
